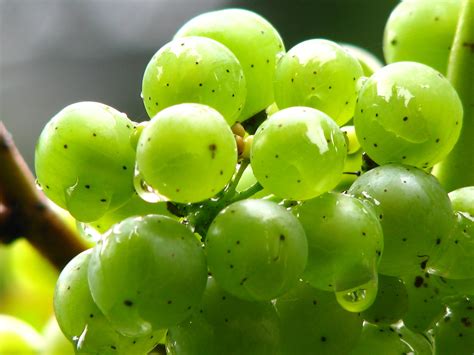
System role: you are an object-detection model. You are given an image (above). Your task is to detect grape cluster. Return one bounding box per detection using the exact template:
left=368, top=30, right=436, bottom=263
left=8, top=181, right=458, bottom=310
left=31, top=2, right=474, bottom=354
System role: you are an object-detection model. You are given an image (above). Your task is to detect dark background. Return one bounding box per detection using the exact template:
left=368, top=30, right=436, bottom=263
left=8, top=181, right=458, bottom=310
left=0, top=0, right=399, bottom=168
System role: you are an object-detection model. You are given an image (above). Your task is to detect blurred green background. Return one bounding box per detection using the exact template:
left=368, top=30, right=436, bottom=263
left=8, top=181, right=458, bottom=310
left=1, top=0, right=398, bottom=168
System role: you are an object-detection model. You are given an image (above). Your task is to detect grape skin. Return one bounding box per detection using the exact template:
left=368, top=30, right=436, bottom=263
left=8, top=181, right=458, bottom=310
left=142, top=36, right=246, bottom=126
left=274, top=39, right=363, bottom=126
left=251, top=106, right=347, bottom=200
left=354, top=62, right=463, bottom=169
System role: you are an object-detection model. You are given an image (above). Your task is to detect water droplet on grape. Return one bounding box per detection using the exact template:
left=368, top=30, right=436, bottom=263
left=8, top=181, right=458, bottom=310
left=335, top=278, right=378, bottom=312
left=134, top=167, right=169, bottom=203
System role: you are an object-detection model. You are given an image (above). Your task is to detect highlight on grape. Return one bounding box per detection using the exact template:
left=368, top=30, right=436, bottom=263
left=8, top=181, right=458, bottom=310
left=2, top=1, right=474, bottom=354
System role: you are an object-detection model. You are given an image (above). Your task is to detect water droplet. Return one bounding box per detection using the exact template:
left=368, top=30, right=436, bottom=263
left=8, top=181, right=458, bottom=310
left=134, top=167, right=168, bottom=203
left=335, top=277, right=378, bottom=312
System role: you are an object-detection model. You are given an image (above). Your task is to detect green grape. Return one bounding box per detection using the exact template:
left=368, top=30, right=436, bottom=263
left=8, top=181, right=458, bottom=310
left=167, top=277, right=280, bottom=355
left=206, top=199, right=307, bottom=301
left=340, top=43, right=383, bottom=76
left=295, top=192, right=383, bottom=312
left=348, top=164, right=455, bottom=276
left=402, top=272, right=446, bottom=332
left=251, top=106, right=347, bottom=200
left=433, top=298, right=474, bottom=354
left=0, top=315, right=43, bottom=354
left=383, top=0, right=462, bottom=74
left=354, top=62, right=463, bottom=169
left=449, top=186, right=474, bottom=216
left=42, top=317, right=75, bottom=355
left=350, top=323, right=414, bottom=355
left=88, top=215, right=207, bottom=336
left=275, top=280, right=363, bottom=355
left=142, top=36, right=246, bottom=125
left=136, top=103, right=237, bottom=203
left=274, top=39, right=363, bottom=126
left=54, top=249, right=166, bottom=354
left=35, top=102, right=136, bottom=222
left=88, top=193, right=174, bottom=234
left=361, top=274, right=409, bottom=325
left=174, top=8, right=285, bottom=121
left=429, top=211, right=474, bottom=279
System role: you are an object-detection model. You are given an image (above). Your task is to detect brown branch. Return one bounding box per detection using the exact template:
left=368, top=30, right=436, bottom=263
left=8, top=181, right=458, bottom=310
left=0, top=121, right=88, bottom=270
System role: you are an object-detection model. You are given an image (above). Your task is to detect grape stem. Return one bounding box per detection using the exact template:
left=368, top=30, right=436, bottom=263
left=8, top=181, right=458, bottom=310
left=433, top=0, right=474, bottom=189
left=0, top=122, right=88, bottom=270
left=222, top=159, right=250, bottom=201
left=184, top=159, right=262, bottom=238
left=229, top=182, right=263, bottom=203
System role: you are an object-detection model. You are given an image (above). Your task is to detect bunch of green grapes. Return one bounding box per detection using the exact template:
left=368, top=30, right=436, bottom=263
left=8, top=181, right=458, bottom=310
left=28, top=1, right=474, bottom=354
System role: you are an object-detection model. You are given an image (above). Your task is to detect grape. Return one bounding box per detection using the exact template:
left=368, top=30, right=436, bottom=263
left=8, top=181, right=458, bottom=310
left=449, top=186, right=474, bottom=216
left=136, top=103, right=237, bottom=203
left=402, top=272, right=446, bottom=332
left=54, top=249, right=166, bottom=354
left=275, top=280, right=363, bottom=355
left=142, top=36, right=246, bottom=126
left=174, top=8, right=285, bottom=121
left=295, top=192, right=383, bottom=312
left=35, top=102, right=136, bottom=222
left=350, top=323, right=414, bottom=355
left=354, top=62, right=463, bottom=169
left=251, top=106, right=347, bottom=200
left=429, top=211, right=474, bottom=279
left=88, top=215, right=207, bottom=336
left=361, top=274, right=409, bottom=325
left=167, top=277, right=280, bottom=355
left=0, top=315, right=43, bottom=354
left=348, top=164, right=455, bottom=276
left=433, top=298, right=474, bottom=354
left=274, top=39, right=363, bottom=126
left=340, top=43, right=383, bottom=76
left=88, top=193, right=174, bottom=234
left=383, top=0, right=462, bottom=74
left=42, top=317, right=75, bottom=355
left=206, top=199, right=307, bottom=301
